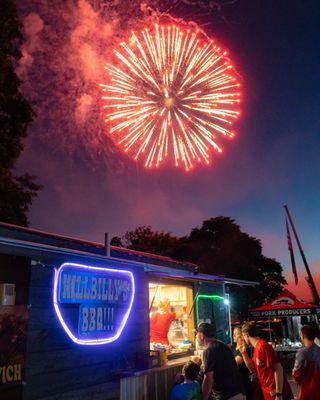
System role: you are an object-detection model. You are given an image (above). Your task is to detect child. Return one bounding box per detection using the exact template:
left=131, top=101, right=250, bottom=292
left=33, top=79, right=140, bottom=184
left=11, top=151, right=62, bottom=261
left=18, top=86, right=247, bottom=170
left=170, top=361, right=201, bottom=400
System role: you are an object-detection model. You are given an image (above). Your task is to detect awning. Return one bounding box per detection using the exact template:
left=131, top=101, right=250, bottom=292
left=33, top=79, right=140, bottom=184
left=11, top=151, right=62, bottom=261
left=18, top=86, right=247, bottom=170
left=250, top=289, right=320, bottom=318
left=0, top=233, right=258, bottom=287
left=145, top=266, right=258, bottom=286
left=0, top=222, right=258, bottom=287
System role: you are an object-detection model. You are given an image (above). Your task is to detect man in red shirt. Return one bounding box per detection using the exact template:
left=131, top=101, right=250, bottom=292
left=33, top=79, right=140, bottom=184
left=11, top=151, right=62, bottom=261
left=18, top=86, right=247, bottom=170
left=240, top=323, right=293, bottom=400
left=292, top=324, right=320, bottom=400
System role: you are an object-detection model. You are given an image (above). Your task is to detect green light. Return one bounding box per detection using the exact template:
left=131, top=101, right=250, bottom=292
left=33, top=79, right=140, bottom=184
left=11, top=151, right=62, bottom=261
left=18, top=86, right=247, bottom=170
left=195, top=294, right=225, bottom=323
left=197, top=294, right=224, bottom=301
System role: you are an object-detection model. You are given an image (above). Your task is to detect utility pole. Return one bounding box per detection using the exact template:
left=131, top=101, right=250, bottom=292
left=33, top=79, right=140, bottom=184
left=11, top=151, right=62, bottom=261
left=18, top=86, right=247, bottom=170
left=284, top=205, right=320, bottom=305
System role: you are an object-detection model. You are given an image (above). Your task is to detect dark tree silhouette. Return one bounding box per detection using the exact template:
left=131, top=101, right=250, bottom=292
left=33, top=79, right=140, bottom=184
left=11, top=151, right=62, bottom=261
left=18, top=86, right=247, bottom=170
left=110, top=236, right=123, bottom=247
left=176, top=217, right=286, bottom=318
left=122, top=218, right=286, bottom=317
left=121, top=225, right=179, bottom=257
left=0, top=0, right=41, bottom=226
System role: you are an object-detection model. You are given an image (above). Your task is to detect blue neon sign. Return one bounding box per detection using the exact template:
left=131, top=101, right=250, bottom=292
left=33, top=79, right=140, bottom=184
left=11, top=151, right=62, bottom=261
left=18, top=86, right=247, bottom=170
left=53, top=262, right=135, bottom=345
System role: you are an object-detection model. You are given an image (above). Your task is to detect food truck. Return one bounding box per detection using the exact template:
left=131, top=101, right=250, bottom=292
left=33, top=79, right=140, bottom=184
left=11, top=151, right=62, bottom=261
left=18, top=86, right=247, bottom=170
left=0, top=222, right=255, bottom=400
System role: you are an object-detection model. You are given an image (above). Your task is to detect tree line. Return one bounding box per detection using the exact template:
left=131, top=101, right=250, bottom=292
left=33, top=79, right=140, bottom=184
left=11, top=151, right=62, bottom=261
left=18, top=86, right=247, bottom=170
left=111, top=220, right=286, bottom=318
left=0, top=0, right=41, bottom=226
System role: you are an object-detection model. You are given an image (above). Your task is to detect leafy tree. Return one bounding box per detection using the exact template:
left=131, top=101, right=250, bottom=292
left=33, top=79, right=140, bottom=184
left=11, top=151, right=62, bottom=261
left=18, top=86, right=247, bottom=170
left=121, top=218, right=286, bottom=318
left=121, top=225, right=179, bottom=257
left=175, top=217, right=262, bottom=275
left=177, top=217, right=286, bottom=318
left=110, top=236, right=123, bottom=247
left=0, top=0, right=41, bottom=226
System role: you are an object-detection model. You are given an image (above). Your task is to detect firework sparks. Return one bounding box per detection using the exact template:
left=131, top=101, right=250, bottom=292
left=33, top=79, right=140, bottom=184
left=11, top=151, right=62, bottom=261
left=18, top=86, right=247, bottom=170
left=101, top=24, right=241, bottom=171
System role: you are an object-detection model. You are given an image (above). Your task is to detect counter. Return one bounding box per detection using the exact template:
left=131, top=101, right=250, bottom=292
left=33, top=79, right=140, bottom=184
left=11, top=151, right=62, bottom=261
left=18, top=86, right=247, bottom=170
left=120, top=356, right=191, bottom=400
left=274, top=347, right=300, bottom=352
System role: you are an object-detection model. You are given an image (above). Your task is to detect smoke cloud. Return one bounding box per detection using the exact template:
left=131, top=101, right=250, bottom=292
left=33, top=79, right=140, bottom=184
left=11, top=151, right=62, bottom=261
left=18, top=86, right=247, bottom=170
left=17, top=0, right=162, bottom=169
left=17, top=12, right=44, bottom=75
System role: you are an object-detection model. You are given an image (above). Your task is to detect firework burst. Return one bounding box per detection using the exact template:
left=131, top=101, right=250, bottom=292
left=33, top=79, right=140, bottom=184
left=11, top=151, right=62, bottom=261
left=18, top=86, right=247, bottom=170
left=101, top=24, right=241, bottom=171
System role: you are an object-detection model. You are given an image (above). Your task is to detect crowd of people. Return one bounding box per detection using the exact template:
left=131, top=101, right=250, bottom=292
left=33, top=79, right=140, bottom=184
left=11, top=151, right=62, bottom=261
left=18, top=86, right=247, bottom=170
left=170, top=322, right=320, bottom=400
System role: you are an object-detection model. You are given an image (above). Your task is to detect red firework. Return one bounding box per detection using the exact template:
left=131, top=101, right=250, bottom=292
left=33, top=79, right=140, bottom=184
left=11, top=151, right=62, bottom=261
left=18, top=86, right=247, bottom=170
left=101, top=24, right=241, bottom=171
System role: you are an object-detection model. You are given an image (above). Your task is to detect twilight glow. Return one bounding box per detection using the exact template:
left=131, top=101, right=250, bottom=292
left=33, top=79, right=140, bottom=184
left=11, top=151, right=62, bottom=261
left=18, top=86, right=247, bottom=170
left=101, top=24, right=241, bottom=171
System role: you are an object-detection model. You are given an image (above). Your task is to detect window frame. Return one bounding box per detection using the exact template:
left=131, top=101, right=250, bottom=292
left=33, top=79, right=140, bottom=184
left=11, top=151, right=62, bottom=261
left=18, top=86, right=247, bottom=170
left=148, top=277, right=196, bottom=360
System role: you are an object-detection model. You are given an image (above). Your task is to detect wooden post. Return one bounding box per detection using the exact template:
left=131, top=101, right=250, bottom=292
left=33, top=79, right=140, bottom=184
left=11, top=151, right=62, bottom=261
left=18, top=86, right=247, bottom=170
left=105, top=232, right=110, bottom=257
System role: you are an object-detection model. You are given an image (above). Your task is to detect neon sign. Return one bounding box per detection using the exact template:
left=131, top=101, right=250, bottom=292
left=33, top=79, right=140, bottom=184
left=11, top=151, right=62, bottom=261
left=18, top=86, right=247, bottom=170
left=195, top=294, right=224, bottom=324
left=53, top=262, right=135, bottom=345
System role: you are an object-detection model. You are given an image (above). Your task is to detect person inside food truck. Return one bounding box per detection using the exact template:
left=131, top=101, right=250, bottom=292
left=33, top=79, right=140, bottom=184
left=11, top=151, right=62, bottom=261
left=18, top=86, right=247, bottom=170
left=150, top=298, right=176, bottom=344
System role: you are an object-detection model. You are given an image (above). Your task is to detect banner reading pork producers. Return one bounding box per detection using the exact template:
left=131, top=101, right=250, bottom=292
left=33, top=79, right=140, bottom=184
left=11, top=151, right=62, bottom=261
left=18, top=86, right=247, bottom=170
left=53, top=262, right=135, bottom=345
left=250, top=308, right=320, bottom=318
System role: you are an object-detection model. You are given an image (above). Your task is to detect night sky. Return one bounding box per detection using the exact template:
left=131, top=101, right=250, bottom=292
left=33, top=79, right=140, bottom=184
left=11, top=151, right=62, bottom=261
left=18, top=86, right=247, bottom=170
left=16, top=0, right=320, bottom=298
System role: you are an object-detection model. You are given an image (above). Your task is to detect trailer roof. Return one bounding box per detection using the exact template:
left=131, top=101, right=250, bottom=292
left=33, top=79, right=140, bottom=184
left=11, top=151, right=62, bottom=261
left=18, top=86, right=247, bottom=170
left=0, top=222, right=258, bottom=286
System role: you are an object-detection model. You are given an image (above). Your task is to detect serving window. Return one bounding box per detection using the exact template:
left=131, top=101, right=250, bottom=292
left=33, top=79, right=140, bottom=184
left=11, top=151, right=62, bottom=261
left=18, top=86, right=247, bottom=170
left=149, top=282, right=195, bottom=357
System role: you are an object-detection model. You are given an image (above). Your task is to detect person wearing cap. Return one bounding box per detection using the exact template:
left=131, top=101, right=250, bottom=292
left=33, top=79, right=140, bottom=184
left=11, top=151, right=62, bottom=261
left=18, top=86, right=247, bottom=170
left=197, top=323, right=245, bottom=400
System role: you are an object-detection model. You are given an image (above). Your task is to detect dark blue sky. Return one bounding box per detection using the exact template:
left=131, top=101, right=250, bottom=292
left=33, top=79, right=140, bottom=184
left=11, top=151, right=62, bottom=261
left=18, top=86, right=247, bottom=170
left=17, top=0, right=320, bottom=297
